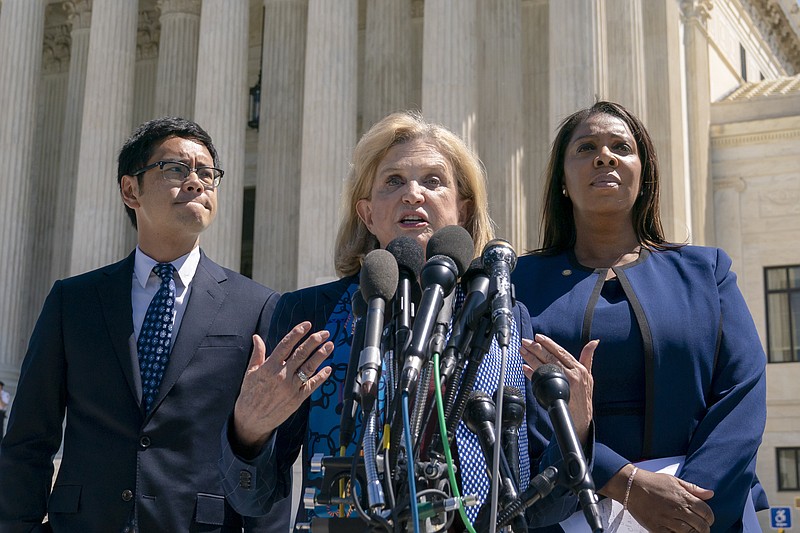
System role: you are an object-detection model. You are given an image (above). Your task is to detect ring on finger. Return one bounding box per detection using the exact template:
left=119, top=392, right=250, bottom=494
left=295, top=369, right=310, bottom=384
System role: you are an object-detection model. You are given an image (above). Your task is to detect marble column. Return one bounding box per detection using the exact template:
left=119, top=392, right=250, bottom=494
left=410, top=0, right=424, bottom=113
left=252, top=0, right=307, bottom=292
left=681, top=0, right=714, bottom=245
left=643, top=0, right=690, bottom=243
left=154, top=0, right=201, bottom=118
left=70, top=0, right=139, bottom=275
left=478, top=0, right=526, bottom=249
left=714, top=176, right=745, bottom=269
left=0, top=0, right=46, bottom=374
left=51, top=0, right=91, bottom=282
left=421, top=0, right=478, bottom=149
left=521, top=0, right=549, bottom=250
left=193, top=0, right=249, bottom=270
left=134, top=9, right=159, bottom=128
left=297, top=0, right=357, bottom=288
left=605, top=0, right=647, bottom=121
left=27, top=25, right=70, bottom=339
left=549, top=0, right=607, bottom=131
left=362, top=0, right=412, bottom=130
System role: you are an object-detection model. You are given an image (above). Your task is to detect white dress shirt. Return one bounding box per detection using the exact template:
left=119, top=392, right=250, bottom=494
left=131, top=246, right=201, bottom=350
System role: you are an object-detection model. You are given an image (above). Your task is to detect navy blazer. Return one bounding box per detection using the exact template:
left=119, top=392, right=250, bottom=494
left=513, top=246, right=767, bottom=532
left=221, top=273, right=583, bottom=528
left=0, top=251, right=284, bottom=532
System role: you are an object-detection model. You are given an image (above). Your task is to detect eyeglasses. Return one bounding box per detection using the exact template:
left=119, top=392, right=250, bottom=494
left=132, top=160, right=224, bottom=188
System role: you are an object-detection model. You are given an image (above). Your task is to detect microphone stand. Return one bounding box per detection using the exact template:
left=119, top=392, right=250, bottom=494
left=496, top=466, right=560, bottom=529
left=489, top=341, right=509, bottom=533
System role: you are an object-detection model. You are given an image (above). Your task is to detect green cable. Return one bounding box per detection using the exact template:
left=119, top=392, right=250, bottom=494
left=432, top=352, right=477, bottom=533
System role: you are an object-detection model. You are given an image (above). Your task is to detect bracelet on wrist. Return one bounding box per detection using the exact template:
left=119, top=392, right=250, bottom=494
left=622, top=466, right=638, bottom=511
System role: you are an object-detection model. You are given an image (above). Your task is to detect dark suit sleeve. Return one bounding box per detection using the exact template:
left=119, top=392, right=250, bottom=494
left=678, top=249, right=767, bottom=530
left=220, top=290, right=309, bottom=517
left=0, top=282, right=67, bottom=530
left=256, top=290, right=281, bottom=341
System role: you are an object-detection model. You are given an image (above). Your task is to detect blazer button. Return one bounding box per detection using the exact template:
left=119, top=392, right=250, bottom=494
left=139, top=435, right=151, bottom=449
left=121, top=489, right=133, bottom=502
left=239, top=470, right=252, bottom=489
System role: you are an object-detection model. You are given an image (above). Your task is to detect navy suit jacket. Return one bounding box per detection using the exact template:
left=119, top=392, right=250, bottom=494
left=0, top=250, right=291, bottom=532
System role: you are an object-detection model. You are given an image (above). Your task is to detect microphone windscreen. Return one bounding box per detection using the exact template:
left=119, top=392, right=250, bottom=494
left=386, top=236, right=425, bottom=278
left=351, top=290, right=367, bottom=319
left=425, top=225, right=475, bottom=276
left=461, top=257, right=486, bottom=285
left=531, top=363, right=563, bottom=385
left=360, top=248, right=399, bottom=301
left=497, top=385, right=524, bottom=403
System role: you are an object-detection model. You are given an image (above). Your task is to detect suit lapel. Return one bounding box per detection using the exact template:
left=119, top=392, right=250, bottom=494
left=149, top=253, right=228, bottom=415
left=97, top=252, right=141, bottom=405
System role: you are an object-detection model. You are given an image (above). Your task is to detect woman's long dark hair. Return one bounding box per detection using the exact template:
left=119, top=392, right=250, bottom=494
left=535, top=101, right=676, bottom=255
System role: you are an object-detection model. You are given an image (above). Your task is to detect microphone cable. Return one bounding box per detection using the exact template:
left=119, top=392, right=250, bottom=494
left=347, top=422, right=392, bottom=533
left=401, top=391, right=421, bottom=533
left=432, top=351, right=477, bottom=533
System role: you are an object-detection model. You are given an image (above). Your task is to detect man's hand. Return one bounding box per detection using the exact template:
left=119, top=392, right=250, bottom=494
left=232, top=322, right=333, bottom=454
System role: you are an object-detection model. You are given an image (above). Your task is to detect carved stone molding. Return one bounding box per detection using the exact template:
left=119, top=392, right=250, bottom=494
left=711, top=127, right=800, bottom=146
left=43, top=24, right=71, bottom=73
left=156, top=0, right=201, bottom=17
left=681, top=0, right=714, bottom=27
left=137, top=9, right=160, bottom=60
left=411, top=0, right=423, bottom=19
left=64, top=0, right=92, bottom=31
left=760, top=188, right=800, bottom=217
left=740, top=0, right=800, bottom=73
left=714, top=176, right=747, bottom=193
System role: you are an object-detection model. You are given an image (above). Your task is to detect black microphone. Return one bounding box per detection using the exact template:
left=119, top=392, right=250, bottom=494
left=427, top=225, right=475, bottom=361
left=425, top=225, right=474, bottom=275
left=440, top=257, right=490, bottom=388
left=339, top=291, right=367, bottom=450
left=495, top=385, right=525, bottom=489
left=357, top=249, right=398, bottom=411
left=399, top=226, right=474, bottom=395
left=531, top=364, right=603, bottom=533
left=386, top=236, right=424, bottom=333
left=385, top=236, right=424, bottom=375
left=463, top=391, right=520, bottom=508
left=399, top=254, right=458, bottom=395
left=481, top=239, right=517, bottom=348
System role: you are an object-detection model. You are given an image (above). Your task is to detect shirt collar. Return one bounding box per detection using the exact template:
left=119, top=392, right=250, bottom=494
left=134, top=246, right=201, bottom=289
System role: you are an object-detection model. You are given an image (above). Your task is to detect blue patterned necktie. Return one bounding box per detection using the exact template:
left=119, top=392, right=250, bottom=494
left=138, top=262, right=176, bottom=414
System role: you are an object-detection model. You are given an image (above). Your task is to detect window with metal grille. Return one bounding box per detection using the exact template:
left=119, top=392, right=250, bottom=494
left=765, top=266, right=800, bottom=363
left=777, top=447, right=800, bottom=491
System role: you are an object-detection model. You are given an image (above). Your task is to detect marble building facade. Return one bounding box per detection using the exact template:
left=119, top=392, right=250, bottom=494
left=1, top=0, right=799, bottom=525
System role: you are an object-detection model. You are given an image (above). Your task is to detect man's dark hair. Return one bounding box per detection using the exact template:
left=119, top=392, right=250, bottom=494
left=117, top=117, right=219, bottom=229
left=0, top=381, right=4, bottom=387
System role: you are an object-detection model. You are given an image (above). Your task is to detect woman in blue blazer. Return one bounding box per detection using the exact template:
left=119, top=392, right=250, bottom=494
left=513, top=101, right=767, bottom=532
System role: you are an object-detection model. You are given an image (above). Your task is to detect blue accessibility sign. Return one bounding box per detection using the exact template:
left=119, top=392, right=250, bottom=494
left=771, top=506, right=792, bottom=529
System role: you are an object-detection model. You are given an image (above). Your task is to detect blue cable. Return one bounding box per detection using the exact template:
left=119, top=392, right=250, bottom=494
left=401, top=391, right=421, bottom=533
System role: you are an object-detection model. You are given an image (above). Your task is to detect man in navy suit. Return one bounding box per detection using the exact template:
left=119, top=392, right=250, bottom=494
left=0, top=117, right=296, bottom=532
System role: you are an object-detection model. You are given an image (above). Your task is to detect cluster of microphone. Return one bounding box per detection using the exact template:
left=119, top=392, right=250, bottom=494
left=303, top=225, right=602, bottom=533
